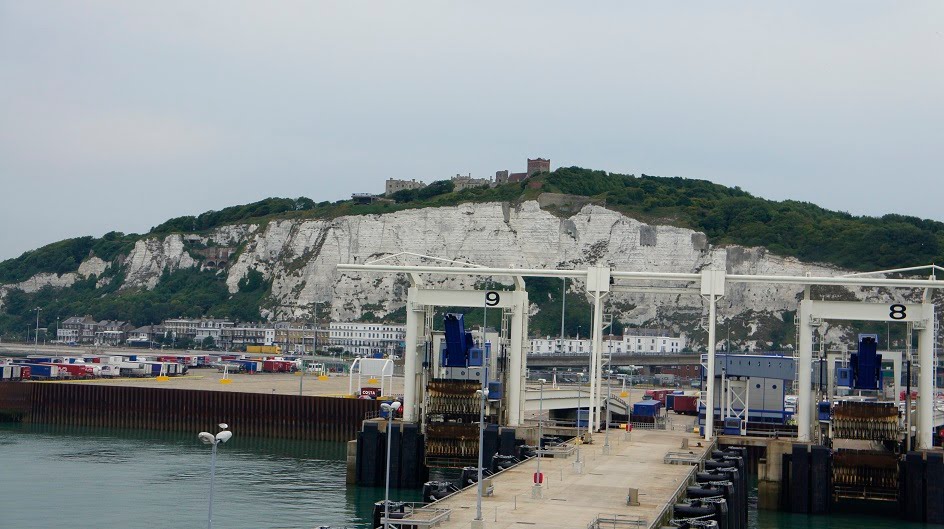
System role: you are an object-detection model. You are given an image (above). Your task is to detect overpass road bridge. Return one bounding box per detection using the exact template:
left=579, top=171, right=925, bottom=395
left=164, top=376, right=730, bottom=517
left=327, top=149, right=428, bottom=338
left=527, top=353, right=700, bottom=368
left=523, top=384, right=633, bottom=416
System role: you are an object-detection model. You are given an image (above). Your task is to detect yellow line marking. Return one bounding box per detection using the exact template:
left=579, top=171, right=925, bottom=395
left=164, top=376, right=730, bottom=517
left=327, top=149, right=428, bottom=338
left=35, top=375, right=206, bottom=383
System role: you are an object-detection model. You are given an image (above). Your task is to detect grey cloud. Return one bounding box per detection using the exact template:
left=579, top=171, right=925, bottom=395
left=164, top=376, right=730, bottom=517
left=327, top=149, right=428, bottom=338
left=1, top=1, right=942, bottom=260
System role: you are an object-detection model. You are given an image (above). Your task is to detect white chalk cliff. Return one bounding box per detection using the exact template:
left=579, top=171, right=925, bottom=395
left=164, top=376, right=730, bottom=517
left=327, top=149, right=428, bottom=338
left=1, top=200, right=925, bottom=347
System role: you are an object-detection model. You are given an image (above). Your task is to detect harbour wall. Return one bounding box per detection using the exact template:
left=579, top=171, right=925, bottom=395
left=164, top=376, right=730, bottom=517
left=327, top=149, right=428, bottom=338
left=0, top=383, right=379, bottom=441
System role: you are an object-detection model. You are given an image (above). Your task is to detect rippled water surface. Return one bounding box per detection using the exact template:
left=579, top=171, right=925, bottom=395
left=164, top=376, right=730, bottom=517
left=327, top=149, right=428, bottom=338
left=0, top=424, right=925, bottom=529
left=0, top=424, right=419, bottom=529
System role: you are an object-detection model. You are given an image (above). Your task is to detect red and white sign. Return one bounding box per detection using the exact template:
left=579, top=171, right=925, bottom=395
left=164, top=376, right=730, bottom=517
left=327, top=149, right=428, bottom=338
left=360, top=387, right=381, bottom=399
left=533, top=472, right=544, bottom=484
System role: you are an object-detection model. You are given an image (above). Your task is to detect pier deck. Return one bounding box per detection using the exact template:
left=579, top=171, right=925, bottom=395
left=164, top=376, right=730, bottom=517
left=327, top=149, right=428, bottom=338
left=421, top=428, right=708, bottom=529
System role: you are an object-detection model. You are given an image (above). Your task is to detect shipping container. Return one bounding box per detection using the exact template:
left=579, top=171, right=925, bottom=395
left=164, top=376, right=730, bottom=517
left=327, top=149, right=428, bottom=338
left=247, top=345, right=280, bottom=354
left=643, top=389, right=672, bottom=404
left=24, top=356, right=60, bottom=364
left=262, top=360, right=295, bottom=373
left=632, top=400, right=663, bottom=417
left=670, top=395, right=698, bottom=415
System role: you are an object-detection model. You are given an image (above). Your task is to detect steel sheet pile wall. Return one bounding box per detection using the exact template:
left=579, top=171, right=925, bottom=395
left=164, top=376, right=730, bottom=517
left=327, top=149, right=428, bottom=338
left=0, top=384, right=379, bottom=441
left=0, top=382, right=30, bottom=420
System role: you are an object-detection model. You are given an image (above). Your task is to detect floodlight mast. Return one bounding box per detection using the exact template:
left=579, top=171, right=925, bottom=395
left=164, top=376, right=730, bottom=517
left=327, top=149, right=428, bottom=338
left=199, top=423, right=231, bottom=529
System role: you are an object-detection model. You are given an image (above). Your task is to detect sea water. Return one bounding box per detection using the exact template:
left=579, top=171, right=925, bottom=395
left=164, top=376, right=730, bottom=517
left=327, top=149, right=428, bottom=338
left=0, top=424, right=921, bottom=529
left=0, top=423, right=420, bottom=529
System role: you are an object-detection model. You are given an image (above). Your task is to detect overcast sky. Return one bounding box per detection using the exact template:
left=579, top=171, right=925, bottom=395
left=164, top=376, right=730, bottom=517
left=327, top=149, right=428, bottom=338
left=1, top=2, right=942, bottom=261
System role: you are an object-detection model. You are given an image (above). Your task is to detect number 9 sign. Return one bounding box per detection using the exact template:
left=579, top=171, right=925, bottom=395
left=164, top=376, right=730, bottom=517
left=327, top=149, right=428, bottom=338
left=485, top=291, right=501, bottom=307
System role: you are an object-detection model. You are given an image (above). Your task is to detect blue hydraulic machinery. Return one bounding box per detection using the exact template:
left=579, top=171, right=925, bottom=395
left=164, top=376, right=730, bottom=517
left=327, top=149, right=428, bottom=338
left=851, top=334, right=882, bottom=391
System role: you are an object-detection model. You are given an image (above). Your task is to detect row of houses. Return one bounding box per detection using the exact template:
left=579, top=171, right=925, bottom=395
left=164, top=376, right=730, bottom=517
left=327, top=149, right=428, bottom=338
left=530, top=329, right=687, bottom=355
left=56, top=316, right=406, bottom=356
left=57, top=315, right=686, bottom=357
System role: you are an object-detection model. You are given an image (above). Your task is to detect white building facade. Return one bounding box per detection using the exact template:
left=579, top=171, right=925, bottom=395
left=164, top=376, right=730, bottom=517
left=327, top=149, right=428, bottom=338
left=530, top=330, right=685, bottom=355
left=329, top=322, right=405, bottom=357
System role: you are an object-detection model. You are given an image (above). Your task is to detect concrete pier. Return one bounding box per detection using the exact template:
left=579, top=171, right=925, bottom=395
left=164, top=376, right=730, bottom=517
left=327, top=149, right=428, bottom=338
left=417, top=429, right=709, bottom=529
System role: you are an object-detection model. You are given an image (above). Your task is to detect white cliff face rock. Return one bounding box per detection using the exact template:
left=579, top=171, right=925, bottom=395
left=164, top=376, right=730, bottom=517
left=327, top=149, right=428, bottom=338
left=0, top=271, right=79, bottom=310
left=210, top=224, right=257, bottom=246
left=9, top=272, right=79, bottom=293
left=122, top=234, right=196, bottom=289
left=78, top=256, right=109, bottom=278
left=3, top=199, right=924, bottom=343
left=220, top=201, right=872, bottom=328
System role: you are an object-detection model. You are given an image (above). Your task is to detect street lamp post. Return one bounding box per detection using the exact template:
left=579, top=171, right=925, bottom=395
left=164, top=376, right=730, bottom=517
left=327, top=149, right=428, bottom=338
left=574, top=375, right=583, bottom=473
left=473, top=386, right=488, bottom=529
left=473, top=304, right=489, bottom=529
left=533, top=378, right=546, bottom=499
left=33, top=307, right=42, bottom=351
left=380, top=401, right=401, bottom=529
left=603, top=344, right=613, bottom=455
left=198, top=423, right=233, bottom=529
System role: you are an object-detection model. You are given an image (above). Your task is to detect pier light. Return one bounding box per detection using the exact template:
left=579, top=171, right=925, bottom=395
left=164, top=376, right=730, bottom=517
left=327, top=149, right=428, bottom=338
left=533, top=379, right=546, bottom=499
left=473, top=388, right=489, bottom=528
left=198, top=423, right=233, bottom=529
left=380, top=401, right=401, bottom=529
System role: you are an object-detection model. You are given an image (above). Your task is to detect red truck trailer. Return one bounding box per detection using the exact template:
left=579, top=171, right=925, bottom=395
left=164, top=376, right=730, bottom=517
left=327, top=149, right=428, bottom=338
left=671, top=395, right=699, bottom=415
left=644, top=389, right=672, bottom=404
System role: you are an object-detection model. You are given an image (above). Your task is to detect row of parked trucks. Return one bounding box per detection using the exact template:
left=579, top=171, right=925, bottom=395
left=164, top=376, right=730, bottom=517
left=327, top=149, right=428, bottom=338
left=0, top=353, right=213, bottom=381
left=215, top=356, right=299, bottom=374
left=0, top=352, right=313, bottom=381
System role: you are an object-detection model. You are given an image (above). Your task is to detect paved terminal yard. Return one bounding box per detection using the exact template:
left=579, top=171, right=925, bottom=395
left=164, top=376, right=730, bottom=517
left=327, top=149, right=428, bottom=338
left=422, top=428, right=708, bottom=529
left=55, top=369, right=404, bottom=398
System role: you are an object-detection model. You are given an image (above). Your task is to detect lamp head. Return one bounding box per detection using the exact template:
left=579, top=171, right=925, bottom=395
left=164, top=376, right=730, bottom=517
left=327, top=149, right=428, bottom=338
left=216, top=431, right=233, bottom=443
left=218, top=423, right=229, bottom=430
left=538, top=378, right=547, bottom=384
left=198, top=432, right=215, bottom=445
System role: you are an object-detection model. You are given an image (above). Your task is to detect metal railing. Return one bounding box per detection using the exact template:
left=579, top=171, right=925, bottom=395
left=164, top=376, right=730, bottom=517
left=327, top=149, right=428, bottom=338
left=663, top=451, right=704, bottom=466
left=382, top=502, right=452, bottom=528
left=587, top=514, right=646, bottom=529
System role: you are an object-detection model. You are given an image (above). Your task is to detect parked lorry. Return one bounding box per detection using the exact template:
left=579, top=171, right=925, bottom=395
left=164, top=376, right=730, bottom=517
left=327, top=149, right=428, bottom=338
left=51, top=363, right=96, bottom=378
left=643, top=389, right=672, bottom=404
left=1, top=364, right=30, bottom=381
left=668, top=394, right=699, bottom=415
left=22, top=363, right=64, bottom=379
left=117, top=362, right=149, bottom=377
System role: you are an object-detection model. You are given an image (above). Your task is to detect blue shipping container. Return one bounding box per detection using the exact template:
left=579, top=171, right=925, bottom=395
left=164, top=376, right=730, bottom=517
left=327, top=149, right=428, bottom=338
left=632, top=401, right=662, bottom=417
